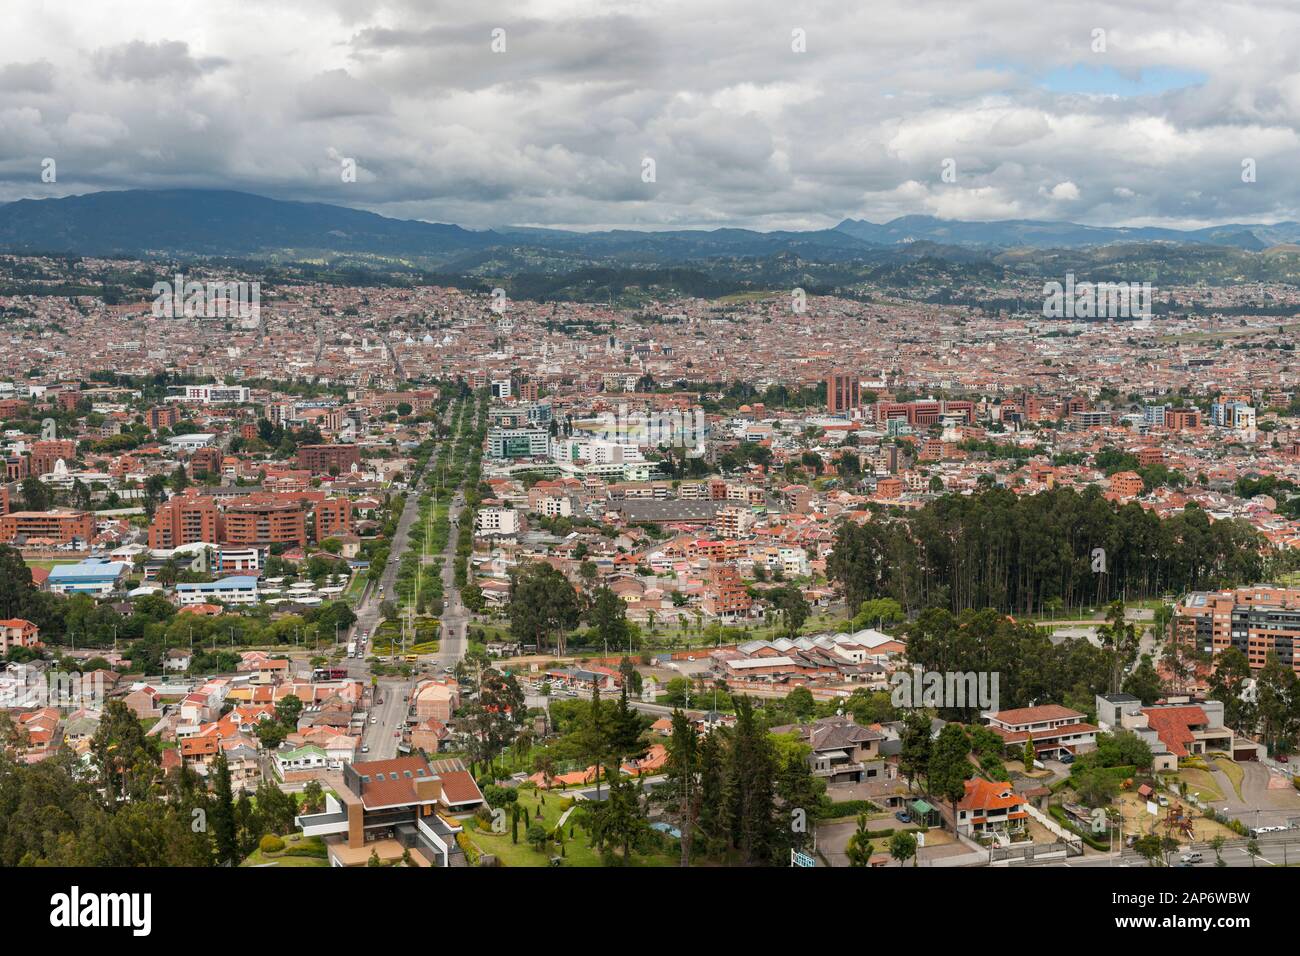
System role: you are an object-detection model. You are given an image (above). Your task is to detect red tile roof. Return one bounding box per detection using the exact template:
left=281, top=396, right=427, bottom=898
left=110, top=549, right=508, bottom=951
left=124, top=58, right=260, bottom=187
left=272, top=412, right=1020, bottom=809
left=957, top=777, right=1025, bottom=813
left=1140, top=706, right=1207, bottom=757
left=988, top=705, right=1084, bottom=726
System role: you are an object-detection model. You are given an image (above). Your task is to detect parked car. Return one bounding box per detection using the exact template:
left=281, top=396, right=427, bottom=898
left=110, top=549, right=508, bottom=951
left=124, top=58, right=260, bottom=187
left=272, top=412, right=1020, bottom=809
left=1059, top=753, right=1075, bottom=764
left=895, top=810, right=911, bottom=823
left=361, top=745, right=369, bottom=753
left=369, top=717, right=377, bottom=725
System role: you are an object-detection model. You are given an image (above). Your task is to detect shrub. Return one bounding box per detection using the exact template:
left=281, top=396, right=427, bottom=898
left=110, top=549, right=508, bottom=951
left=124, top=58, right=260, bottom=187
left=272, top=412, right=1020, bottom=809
left=821, top=799, right=880, bottom=819
left=282, top=843, right=328, bottom=859
left=259, top=834, right=286, bottom=854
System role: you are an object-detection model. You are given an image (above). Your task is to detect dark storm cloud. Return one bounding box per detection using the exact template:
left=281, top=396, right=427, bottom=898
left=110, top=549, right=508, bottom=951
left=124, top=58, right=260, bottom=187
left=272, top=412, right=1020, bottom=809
left=0, top=60, right=55, bottom=92
left=92, top=40, right=228, bottom=83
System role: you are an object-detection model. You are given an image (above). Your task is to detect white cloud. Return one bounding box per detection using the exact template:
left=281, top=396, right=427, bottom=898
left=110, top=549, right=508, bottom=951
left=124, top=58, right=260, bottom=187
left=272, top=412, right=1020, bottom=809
left=0, top=0, right=1296, bottom=229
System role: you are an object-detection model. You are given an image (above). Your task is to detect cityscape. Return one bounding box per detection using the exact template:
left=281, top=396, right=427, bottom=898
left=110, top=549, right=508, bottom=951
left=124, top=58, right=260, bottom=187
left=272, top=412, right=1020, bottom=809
left=0, top=0, right=1294, bottom=935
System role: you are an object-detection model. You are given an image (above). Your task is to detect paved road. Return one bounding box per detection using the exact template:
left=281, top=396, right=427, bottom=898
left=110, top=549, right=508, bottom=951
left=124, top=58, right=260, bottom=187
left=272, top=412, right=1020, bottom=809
left=433, top=488, right=468, bottom=672
left=1054, top=840, right=1300, bottom=867
left=346, top=399, right=467, bottom=758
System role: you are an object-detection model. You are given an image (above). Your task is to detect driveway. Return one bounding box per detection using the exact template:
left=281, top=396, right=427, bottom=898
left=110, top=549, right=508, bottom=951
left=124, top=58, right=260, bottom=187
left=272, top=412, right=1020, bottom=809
left=1205, top=759, right=1300, bottom=829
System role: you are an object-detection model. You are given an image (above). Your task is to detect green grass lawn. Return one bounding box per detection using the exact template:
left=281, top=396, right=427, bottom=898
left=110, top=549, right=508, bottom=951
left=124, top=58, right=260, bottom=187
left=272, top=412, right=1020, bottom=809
left=1175, top=768, right=1223, bottom=804
left=1212, top=757, right=1245, bottom=800
left=24, top=559, right=81, bottom=571
left=465, top=789, right=676, bottom=868
left=239, top=834, right=330, bottom=867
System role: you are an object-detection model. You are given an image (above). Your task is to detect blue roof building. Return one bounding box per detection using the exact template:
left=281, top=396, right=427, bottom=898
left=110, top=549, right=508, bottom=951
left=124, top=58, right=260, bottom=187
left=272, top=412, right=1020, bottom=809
left=47, top=559, right=131, bottom=597
left=176, top=575, right=259, bottom=606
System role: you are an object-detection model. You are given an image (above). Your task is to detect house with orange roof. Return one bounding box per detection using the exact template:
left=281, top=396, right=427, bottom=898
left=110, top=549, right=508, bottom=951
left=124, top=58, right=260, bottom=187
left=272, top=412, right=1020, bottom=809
left=621, top=743, right=668, bottom=776
left=955, top=777, right=1029, bottom=836
left=0, top=618, right=41, bottom=653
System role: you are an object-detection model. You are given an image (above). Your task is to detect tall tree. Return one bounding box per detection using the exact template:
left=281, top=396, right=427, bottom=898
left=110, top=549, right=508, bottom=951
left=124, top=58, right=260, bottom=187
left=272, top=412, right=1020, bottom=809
left=589, top=586, right=632, bottom=653
left=898, top=711, right=933, bottom=791
left=661, top=710, right=698, bottom=866
left=560, top=682, right=610, bottom=798
left=845, top=813, right=874, bottom=867
left=209, top=753, right=239, bottom=866
left=727, top=697, right=778, bottom=865
left=508, top=561, right=581, bottom=655
left=927, top=723, right=973, bottom=828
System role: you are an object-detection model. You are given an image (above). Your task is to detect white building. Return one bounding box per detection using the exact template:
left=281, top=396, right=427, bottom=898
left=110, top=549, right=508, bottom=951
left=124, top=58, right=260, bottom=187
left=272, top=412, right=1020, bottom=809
left=176, top=575, right=259, bottom=606
left=475, top=507, right=520, bottom=537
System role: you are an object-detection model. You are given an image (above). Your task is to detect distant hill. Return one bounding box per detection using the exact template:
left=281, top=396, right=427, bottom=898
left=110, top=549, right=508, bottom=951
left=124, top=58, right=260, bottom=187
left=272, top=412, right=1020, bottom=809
left=833, top=214, right=1300, bottom=251
left=0, top=189, right=498, bottom=259
left=5, top=190, right=1300, bottom=290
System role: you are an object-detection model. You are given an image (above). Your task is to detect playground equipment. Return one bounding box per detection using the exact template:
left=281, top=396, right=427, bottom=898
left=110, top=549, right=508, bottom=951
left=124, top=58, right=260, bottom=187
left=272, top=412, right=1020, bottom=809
left=1163, top=801, right=1196, bottom=840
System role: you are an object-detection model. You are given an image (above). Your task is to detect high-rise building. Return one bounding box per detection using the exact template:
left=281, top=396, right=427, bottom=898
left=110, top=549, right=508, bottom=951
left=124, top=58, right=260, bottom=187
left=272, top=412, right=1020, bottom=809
left=295, top=444, right=362, bottom=475
left=1177, top=587, right=1300, bottom=673
left=30, top=440, right=76, bottom=477
left=825, top=372, right=860, bottom=414
left=148, top=492, right=220, bottom=548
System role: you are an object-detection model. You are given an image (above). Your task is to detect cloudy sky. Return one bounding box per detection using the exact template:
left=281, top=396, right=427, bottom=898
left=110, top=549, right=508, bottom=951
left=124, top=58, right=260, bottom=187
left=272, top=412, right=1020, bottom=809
left=0, top=0, right=1297, bottom=231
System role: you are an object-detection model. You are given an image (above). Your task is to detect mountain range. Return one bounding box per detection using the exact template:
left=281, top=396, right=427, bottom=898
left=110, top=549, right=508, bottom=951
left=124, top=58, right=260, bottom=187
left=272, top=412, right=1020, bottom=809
left=2, top=189, right=1298, bottom=263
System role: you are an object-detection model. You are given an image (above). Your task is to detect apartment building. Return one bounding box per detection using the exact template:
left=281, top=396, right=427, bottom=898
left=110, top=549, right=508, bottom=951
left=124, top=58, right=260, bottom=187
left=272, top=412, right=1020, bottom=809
left=313, top=496, right=353, bottom=542
left=295, top=443, right=362, bottom=475
left=0, top=508, right=94, bottom=545
left=0, top=619, right=41, bottom=653
left=702, top=564, right=752, bottom=619
left=1164, top=407, right=1201, bottom=430
left=148, top=492, right=220, bottom=548
left=30, top=440, right=76, bottom=476
left=475, top=507, right=520, bottom=537
left=1177, top=587, right=1300, bottom=673
left=1108, top=471, right=1145, bottom=498
left=221, top=499, right=308, bottom=547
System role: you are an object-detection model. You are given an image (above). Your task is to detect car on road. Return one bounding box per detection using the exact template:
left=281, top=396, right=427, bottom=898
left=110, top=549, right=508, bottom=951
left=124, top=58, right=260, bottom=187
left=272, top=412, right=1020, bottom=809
left=1180, top=851, right=1203, bottom=864
left=361, top=745, right=369, bottom=753
left=369, top=717, right=377, bottom=725
left=687, top=656, right=696, bottom=662
left=393, top=731, right=400, bottom=738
